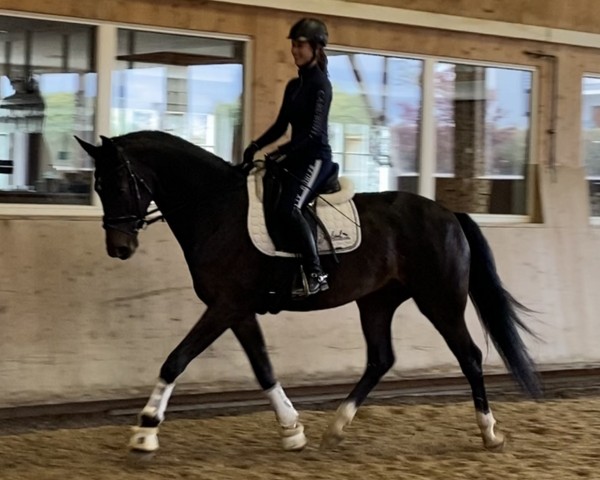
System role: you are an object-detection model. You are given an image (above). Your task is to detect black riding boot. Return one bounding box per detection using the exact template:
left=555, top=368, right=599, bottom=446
left=289, top=208, right=329, bottom=296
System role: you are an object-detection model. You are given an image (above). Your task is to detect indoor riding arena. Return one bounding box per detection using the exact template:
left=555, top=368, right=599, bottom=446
left=1, top=1, right=600, bottom=479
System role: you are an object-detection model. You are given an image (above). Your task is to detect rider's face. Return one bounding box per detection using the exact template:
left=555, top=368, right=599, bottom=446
left=291, top=40, right=314, bottom=67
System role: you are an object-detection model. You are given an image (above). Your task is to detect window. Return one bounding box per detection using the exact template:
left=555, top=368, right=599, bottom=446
left=328, top=51, right=423, bottom=193
left=328, top=49, right=534, bottom=215
left=0, top=19, right=246, bottom=208
left=582, top=76, right=600, bottom=217
left=0, top=17, right=96, bottom=204
left=112, top=30, right=244, bottom=162
left=434, top=63, right=532, bottom=214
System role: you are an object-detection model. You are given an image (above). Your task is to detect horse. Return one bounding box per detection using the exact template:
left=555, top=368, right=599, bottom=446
left=75, top=130, right=541, bottom=454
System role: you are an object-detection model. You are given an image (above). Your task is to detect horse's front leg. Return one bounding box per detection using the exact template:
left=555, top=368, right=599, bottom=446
left=129, top=305, right=236, bottom=453
left=232, top=315, right=307, bottom=451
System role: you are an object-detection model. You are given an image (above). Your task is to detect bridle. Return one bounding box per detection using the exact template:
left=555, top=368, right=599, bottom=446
left=96, top=152, right=161, bottom=235
left=96, top=143, right=247, bottom=236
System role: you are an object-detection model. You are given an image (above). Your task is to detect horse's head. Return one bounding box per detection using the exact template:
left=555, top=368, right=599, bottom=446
left=75, top=135, right=153, bottom=260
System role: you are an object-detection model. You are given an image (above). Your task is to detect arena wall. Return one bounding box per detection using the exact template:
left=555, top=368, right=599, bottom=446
left=0, top=0, right=599, bottom=407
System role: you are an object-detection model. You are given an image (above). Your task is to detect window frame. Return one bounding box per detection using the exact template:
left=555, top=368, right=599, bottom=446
left=581, top=72, right=600, bottom=225
left=329, top=43, right=538, bottom=223
left=0, top=11, right=251, bottom=218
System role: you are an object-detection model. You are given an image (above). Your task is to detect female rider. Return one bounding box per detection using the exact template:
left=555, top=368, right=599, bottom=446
left=241, top=18, right=335, bottom=296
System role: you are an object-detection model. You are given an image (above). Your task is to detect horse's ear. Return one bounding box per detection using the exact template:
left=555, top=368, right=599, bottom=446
left=100, top=135, right=119, bottom=159
left=74, top=136, right=100, bottom=160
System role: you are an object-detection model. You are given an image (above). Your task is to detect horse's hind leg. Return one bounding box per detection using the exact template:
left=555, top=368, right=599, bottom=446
left=130, top=305, right=237, bottom=453
left=231, top=315, right=307, bottom=451
left=416, top=297, right=505, bottom=451
left=321, top=286, right=405, bottom=449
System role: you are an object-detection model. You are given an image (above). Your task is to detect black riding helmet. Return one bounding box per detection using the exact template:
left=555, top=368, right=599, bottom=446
left=288, top=18, right=328, bottom=47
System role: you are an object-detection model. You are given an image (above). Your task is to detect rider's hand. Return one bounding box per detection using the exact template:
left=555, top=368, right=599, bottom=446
left=241, top=142, right=259, bottom=172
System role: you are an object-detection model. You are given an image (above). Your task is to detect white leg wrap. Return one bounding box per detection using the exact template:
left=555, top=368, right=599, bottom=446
left=264, top=382, right=299, bottom=428
left=321, top=401, right=357, bottom=449
left=264, top=383, right=307, bottom=451
left=331, top=401, right=357, bottom=433
left=280, top=422, right=307, bottom=451
left=476, top=410, right=505, bottom=450
left=129, top=426, right=160, bottom=452
left=140, top=379, right=175, bottom=423
left=130, top=380, right=174, bottom=452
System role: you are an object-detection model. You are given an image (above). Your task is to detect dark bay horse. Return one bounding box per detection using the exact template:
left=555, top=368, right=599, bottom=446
left=76, top=130, right=541, bottom=454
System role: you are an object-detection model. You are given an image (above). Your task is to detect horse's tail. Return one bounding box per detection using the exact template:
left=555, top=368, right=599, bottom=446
left=454, top=212, right=542, bottom=398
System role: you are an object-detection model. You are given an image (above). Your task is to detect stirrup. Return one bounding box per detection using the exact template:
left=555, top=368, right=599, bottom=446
left=309, top=272, right=329, bottom=293
left=292, top=271, right=329, bottom=298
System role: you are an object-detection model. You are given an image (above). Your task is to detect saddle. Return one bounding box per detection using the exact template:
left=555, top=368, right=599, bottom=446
left=247, top=163, right=361, bottom=257
left=246, top=162, right=361, bottom=313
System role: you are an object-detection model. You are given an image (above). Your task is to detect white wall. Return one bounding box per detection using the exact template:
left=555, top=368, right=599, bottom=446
left=1, top=167, right=599, bottom=408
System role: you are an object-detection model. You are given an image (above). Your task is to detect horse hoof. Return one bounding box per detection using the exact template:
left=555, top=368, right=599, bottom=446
left=129, top=426, right=160, bottom=453
left=127, top=450, right=157, bottom=464
left=320, top=429, right=345, bottom=450
left=281, top=423, right=307, bottom=451
left=484, top=432, right=506, bottom=452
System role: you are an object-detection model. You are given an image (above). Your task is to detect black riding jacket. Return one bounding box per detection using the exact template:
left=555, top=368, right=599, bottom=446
left=253, top=63, right=332, bottom=162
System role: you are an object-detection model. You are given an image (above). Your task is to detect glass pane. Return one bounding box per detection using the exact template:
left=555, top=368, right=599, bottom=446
left=582, top=76, right=600, bottom=217
left=112, top=30, right=244, bottom=163
left=328, top=51, right=422, bottom=193
left=0, top=17, right=96, bottom=204
left=434, top=63, right=532, bottom=214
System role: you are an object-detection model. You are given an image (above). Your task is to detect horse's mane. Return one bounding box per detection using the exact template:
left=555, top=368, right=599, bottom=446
left=113, top=130, right=232, bottom=169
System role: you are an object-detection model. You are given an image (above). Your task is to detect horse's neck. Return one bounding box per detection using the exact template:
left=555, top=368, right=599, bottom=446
left=164, top=187, right=246, bottom=258
left=143, top=149, right=235, bottom=208
left=144, top=153, right=244, bottom=250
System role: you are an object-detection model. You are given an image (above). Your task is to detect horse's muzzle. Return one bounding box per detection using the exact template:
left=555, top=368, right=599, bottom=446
left=106, top=230, right=139, bottom=260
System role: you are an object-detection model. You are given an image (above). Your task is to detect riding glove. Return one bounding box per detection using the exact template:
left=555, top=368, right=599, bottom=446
left=242, top=142, right=259, bottom=169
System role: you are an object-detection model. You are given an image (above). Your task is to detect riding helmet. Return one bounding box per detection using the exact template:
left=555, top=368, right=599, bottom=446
left=288, top=18, right=328, bottom=47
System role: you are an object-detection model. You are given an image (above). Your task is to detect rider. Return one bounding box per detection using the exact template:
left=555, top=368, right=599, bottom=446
left=241, top=18, right=335, bottom=296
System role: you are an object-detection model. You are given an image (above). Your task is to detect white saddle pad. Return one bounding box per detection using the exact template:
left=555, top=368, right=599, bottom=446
left=247, top=172, right=361, bottom=257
